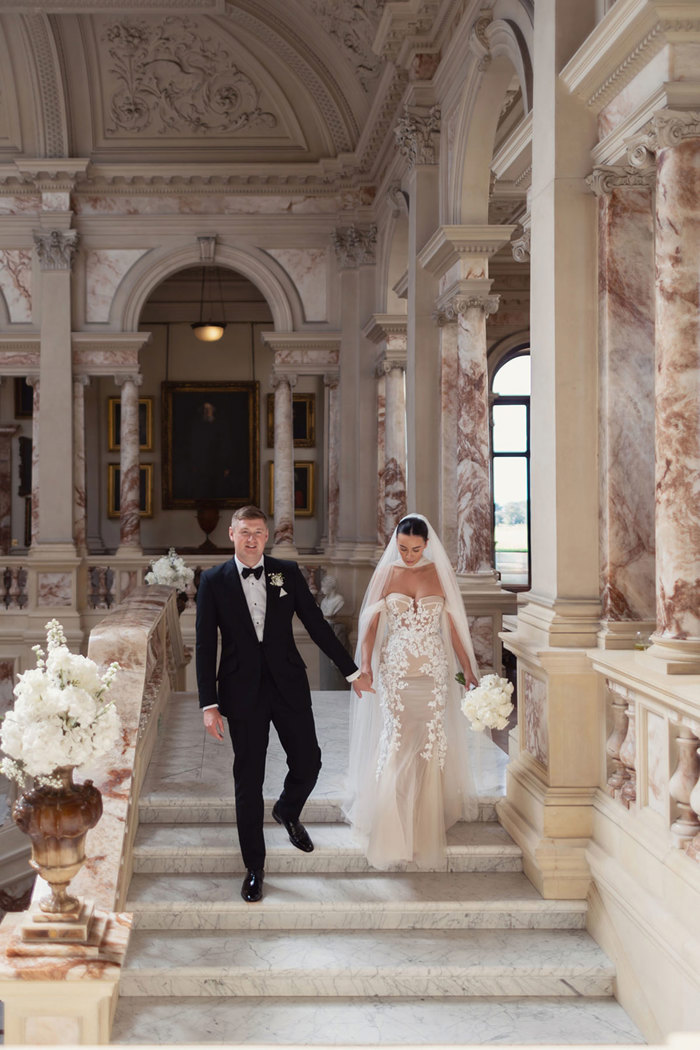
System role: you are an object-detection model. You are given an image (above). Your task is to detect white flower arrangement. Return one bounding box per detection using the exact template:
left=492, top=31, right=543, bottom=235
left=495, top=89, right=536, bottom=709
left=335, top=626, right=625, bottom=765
left=0, top=620, right=121, bottom=788
left=267, top=571, right=287, bottom=596
left=459, top=673, right=514, bottom=732
left=145, top=548, right=194, bottom=592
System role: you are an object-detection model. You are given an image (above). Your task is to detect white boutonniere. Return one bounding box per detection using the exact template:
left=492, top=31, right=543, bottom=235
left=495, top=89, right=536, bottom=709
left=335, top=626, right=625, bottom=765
left=268, top=571, right=287, bottom=597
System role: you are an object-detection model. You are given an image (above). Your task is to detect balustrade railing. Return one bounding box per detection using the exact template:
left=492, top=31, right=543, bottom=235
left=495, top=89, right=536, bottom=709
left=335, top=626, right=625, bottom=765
left=0, top=566, right=27, bottom=610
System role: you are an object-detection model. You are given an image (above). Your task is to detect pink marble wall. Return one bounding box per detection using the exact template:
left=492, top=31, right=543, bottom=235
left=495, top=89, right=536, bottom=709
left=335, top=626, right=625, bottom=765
left=267, top=248, right=327, bottom=322
left=468, top=615, right=493, bottom=671
left=597, top=49, right=667, bottom=140
left=73, top=347, right=140, bottom=373
left=74, top=188, right=375, bottom=217
left=654, top=139, right=700, bottom=641
left=37, top=572, right=73, bottom=607
left=85, top=249, right=149, bottom=323
left=0, top=195, right=41, bottom=215
left=457, top=306, right=492, bottom=574
left=73, top=378, right=88, bottom=553
left=523, top=670, right=548, bottom=767
left=440, top=321, right=459, bottom=564
left=0, top=250, right=32, bottom=322
left=376, top=374, right=386, bottom=543
left=598, top=185, right=655, bottom=621
left=117, top=377, right=142, bottom=549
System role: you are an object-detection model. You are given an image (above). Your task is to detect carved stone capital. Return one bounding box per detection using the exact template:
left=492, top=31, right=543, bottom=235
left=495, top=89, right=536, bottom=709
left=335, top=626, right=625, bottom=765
left=376, top=344, right=407, bottom=378
left=114, top=373, right=143, bottom=389
left=323, top=373, right=339, bottom=390
left=586, top=164, right=655, bottom=197
left=272, top=373, right=297, bottom=390
left=511, top=225, right=531, bottom=263
left=394, top=104, right=440, bottom=168
left=32, top=229, right=79, bottom=271
left=440, top=293, right=500, bottom=320
left=626, top=110, right=700, bottom=167
left=73, top=375, right=90, bottom=389
left=332, top=224, right=377, bottom=269
left=25, top=375, right=39, bottom=389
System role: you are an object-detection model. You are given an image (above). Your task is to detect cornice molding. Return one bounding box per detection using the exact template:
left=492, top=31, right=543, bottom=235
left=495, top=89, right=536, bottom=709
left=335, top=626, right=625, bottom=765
left=71, top=332, right=152, bottom=375
left=561, top=0, right=700, bottom=113
left=262, top=332, right=341, bottom=354
left=373, top=0, right=441, bottom=64
left=490, top=112, right=533, bottom=183
left=362, top=314, right=408, bottom=345
left=418, top=224, right=517, bottom=278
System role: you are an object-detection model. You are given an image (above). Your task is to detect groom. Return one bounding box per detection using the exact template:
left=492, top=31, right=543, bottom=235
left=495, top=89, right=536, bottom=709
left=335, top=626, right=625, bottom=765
left=196, top=505, right=371, bottom=902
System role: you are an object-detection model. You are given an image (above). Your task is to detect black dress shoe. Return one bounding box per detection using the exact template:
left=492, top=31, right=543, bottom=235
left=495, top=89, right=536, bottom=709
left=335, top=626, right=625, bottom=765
left=272, top=802, right=314, bottom=853
left=241, top=868, right=264, bottom=903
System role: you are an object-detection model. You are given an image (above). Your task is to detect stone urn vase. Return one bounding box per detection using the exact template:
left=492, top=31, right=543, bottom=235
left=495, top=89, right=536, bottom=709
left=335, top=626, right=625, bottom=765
left=195, top=501, right=220, bottom=551
left=13, top=765, right=103, bottom=915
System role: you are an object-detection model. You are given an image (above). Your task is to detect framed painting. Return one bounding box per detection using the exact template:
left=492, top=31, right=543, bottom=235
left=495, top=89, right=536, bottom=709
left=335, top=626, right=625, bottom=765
left=268, top=460, right=315, bottom=517
left=14, top=377, right=33, bottom=419
left=161, top=381, right=259, bottom=509
left=266, top=392, right=316, bottom=448
left=107, top=463, right=153, bottom=518
left=108, top=397, right=154, bottom=452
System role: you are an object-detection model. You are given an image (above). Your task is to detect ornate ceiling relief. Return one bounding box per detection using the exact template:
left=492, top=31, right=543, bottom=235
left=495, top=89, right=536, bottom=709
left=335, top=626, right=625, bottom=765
left=102, top=16, right=278, bottom=136
left=307, top=0, right=384, bottom=91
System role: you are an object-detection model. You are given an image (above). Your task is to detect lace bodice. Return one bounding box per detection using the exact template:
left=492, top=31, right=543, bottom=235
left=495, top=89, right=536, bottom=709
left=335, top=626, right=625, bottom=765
left=376, top=593, right=449, bottom=773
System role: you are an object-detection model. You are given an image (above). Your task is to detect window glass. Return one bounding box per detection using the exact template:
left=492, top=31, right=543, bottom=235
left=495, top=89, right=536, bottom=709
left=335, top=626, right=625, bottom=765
left=492, top=354, right=531, bottom=396
left=492, top=403, right=527, bottom=453
left=493, top=457, right=529, bottom=589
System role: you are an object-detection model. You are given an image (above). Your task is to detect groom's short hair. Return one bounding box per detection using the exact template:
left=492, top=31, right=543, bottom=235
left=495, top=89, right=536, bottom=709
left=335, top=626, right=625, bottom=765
left=231, top=505, right=267, bottom=526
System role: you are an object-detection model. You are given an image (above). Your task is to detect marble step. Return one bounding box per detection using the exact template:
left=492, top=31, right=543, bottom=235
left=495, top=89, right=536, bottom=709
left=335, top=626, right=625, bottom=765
left=120, top=927, right=614, bottom=998
left=137, top=795, right=501, bottom=825
left=111, top=994, right=645, bottom=1045
left=131, top=820, right=522, bottom=874
left=125, top=870, right=587, bottom=931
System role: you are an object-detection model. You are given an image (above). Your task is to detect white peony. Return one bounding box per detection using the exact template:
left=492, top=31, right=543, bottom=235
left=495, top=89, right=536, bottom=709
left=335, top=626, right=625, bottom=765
left=460, top=673, right=515, bottom=732
left=145, top=548, right=194, bottom=591
left=0, top=619, right=121, bottom=787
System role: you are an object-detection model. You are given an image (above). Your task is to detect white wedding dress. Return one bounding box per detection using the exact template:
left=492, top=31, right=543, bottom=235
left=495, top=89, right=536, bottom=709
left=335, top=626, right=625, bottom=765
left=344, top=589, right=479, bottom=870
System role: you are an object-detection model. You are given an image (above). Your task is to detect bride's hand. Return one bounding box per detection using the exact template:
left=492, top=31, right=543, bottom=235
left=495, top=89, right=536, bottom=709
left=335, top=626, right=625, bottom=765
left=462, top=667, right=478, bottom=690
left=353, top=670, right=374, bottom=697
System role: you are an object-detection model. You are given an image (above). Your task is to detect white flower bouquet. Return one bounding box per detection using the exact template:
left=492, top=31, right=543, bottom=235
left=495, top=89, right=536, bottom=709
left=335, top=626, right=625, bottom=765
left=458, top=672, right=514, bottom=732
left=145, top=547, right=194, bottom=591
left=0, top=620, right=121, bottom=787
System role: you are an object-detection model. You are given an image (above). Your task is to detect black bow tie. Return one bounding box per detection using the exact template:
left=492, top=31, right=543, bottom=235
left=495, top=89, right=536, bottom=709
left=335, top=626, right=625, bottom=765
left=241, top=565, right=263, bottom=580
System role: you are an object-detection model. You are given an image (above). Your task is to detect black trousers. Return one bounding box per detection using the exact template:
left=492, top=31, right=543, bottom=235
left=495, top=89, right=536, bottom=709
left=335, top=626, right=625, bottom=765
left=227, top=661, right=322, bottom=871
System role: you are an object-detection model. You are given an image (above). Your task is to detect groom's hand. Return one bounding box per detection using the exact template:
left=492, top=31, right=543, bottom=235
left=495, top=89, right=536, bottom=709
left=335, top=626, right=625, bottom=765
left=352, top=671, right=374, bottom=697
left=203, top=708, right=225, bottom=741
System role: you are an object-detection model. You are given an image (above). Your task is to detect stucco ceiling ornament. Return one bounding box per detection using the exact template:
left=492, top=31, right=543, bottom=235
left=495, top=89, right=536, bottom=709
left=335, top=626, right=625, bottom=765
left=103, top=16, right=277, bottom=136
left=308, top=0, right=384, bottom=91
left=585, top=164, right=655, bottom=197
left=511, top=224, right=530, bottom=263
left=394, top=104, right=440, bottom=168
left=32, top=229, right=79, bottom=272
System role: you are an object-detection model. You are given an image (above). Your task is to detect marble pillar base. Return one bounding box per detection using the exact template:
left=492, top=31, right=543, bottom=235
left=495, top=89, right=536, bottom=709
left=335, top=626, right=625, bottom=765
left=597, top=618, right=657, bottom=650
left=270, top=541, right=299, bottom=559
left=643, top=638, right=700, bottom=674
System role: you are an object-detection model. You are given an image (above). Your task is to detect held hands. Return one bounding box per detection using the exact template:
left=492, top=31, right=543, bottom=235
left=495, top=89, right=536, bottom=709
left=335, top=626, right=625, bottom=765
left=352, top=669, right=375, bottom=697
left=203, top=707, right=225, bottom=741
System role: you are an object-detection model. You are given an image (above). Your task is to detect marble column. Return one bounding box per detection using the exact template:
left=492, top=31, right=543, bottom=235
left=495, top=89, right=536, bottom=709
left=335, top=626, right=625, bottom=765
left=73, top=376, right=89, bottom=556
left=379, top=355, right=407, bottom=544
left=453, top=290, right=500, bottom=576
left=641, top=115, right=700, bottom=671
left=272, top=373, right=296, bottom=553
left=395, top=101, right=441, bottom=513
left=376, top=367, right=386, bottom=543
left=324, top=374, right=340, bottom=549
left=115, top=374, right=142, bottom=554
left=32, top=228, right=78, bottom=547
left=26, top=376, right=40, bottom=547
left=0, top=423, right=19, bottom=555
left=588, top=166, right=656, bottom=647
left=437, top=317, right=459, bottom=565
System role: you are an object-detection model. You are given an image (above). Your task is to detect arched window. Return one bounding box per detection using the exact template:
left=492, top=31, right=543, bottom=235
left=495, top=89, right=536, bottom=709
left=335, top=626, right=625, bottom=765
left=491, top=350, right=531, bottom=591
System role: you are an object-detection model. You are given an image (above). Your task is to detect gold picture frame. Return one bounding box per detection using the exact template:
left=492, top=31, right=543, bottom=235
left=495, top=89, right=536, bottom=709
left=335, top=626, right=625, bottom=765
left=107, top=463, right=153, bottom=518
left=161, top=381, right=260, bottom=510
left=266, top=392, right=316, bottom=448
left=108, top=397, right=154, bottom=452
left=268, top=460, right=315, bottom=517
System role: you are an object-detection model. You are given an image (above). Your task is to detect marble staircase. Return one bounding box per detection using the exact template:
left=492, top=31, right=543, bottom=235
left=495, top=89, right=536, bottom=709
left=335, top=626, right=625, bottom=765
left=111, top=693, right=644, bottom=1045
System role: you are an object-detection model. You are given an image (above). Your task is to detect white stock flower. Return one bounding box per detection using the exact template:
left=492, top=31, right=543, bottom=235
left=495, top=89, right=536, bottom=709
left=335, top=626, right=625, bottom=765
left=460, top=674, right=514, bottom=733
left=145, top=548, right=194, bottom=590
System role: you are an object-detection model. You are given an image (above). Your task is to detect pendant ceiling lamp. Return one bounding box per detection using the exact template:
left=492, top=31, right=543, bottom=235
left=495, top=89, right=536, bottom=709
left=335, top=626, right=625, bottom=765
left=191, top=265, right=227, bottom=342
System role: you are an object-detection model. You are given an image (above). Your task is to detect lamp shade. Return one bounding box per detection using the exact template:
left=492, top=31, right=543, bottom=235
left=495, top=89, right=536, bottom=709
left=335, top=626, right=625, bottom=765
left=191, top=322, right=226, bottom=342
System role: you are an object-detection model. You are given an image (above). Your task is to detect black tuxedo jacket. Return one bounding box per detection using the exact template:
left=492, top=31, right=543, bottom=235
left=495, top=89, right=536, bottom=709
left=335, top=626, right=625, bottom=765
left=195, top=555, right=357, bottom=717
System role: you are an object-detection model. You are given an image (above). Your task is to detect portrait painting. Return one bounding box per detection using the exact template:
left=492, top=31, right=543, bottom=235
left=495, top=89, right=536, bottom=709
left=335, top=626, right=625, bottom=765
left=162, top=381, right=259, bottom=509
left=266, top=392, right=316, bottom=448
left=108, top=397, right=154, bottom=451
left=107, top=464, right=153, bottom=518
left=268, top=460, right=315, bottom=517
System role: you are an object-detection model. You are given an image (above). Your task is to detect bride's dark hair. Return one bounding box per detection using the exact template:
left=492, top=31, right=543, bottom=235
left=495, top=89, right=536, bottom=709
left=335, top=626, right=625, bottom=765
left=396, top=515, right=429, bottom=541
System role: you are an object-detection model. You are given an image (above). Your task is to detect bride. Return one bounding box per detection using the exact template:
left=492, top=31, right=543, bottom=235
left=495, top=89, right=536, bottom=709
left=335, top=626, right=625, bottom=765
left=344, top=514, right=480, bottom=870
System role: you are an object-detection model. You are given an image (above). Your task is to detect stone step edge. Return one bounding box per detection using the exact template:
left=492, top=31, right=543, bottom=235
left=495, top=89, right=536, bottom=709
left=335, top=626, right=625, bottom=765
left=132, top=843, right=522, bottom=858
left=126, top=899, right=586, bottom=916
left=119, top=968, right=613, bottom=998
left=137, top=799, right=501, bottom=823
